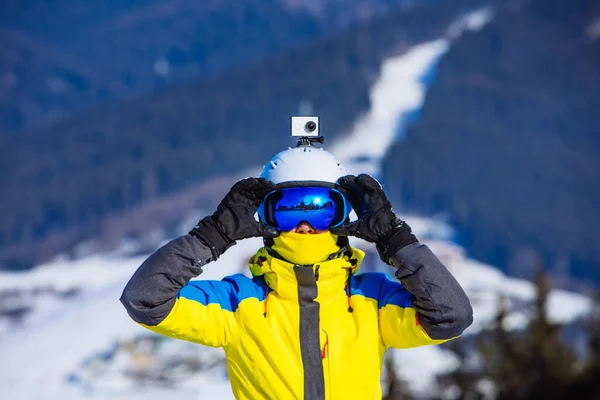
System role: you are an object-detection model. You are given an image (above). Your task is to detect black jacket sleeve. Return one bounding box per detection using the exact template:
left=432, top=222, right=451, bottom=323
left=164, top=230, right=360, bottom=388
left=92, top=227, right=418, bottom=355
left=120, top=235, right=213, bottom=326
left=391, top=242, right=473, bottom=340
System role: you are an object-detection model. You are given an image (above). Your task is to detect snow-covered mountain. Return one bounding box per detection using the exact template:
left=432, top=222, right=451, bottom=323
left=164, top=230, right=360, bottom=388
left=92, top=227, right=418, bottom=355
left=0, top=8, right=592, bottom=399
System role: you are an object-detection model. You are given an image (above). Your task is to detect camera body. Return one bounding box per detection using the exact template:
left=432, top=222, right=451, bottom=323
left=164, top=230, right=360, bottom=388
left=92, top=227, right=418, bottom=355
left=290, top=116, right=320, bottom=137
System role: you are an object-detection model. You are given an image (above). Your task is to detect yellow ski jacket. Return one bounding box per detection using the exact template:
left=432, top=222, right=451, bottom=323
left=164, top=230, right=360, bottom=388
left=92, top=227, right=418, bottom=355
left=121, top=235, right=472, bottom=399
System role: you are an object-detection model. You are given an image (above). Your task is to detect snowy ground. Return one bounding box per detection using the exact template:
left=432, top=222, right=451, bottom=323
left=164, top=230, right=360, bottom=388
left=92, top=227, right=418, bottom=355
left=0, top=238, right=263, bottom=400
left=0, top=232, right=591, bottom=399
left=1, top=6, right=592, bottom=400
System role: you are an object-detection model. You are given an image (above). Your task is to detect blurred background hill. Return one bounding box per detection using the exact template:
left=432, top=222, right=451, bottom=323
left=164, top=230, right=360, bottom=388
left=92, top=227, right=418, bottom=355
left=2, top=0, right=598, bottom=292
left=382, top=0, right=600, bottom=290
left=0, top=0, right=422, bottom=132
left=0, top=0, right=484, bottom=270
left=1, top=0, right=600, bottom=398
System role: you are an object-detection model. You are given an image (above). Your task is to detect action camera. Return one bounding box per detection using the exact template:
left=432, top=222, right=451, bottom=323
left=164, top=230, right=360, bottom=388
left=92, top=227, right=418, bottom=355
left=290, top=116, right=320, bottom=137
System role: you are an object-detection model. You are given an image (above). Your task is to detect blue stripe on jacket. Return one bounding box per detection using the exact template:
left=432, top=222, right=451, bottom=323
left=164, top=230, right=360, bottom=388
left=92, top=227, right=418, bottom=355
left=178, top=274, right=267, bottom=312
left=349, top=273, right=414, bottom=309
left=178, top=272, right=412, bottom=311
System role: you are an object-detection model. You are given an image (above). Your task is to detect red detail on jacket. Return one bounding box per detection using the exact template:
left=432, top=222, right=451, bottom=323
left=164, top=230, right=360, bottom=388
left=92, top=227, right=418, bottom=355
left=322, top=338, right=329, bottom=359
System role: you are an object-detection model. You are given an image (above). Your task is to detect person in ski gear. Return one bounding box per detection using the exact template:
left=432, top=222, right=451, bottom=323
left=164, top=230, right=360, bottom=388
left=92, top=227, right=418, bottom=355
left=120, top=144, right=473, bottom=400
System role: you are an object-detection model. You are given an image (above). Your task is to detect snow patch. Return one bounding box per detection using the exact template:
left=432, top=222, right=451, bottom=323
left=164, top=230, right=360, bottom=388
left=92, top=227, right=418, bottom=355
left=586, top=17, right=600, bottom=40
left=329, top=7, right=494, bottom=179
left=450, top=258, right=593, bottom=335
left=330, top=40, right=450, bottom=177
left=153, top=58, right=170, bottom=76
left=0, top=239, right=265, bottom=399
left=392, top=345, right=460, bottom=396
left=448, top=7, right=495, bottom=39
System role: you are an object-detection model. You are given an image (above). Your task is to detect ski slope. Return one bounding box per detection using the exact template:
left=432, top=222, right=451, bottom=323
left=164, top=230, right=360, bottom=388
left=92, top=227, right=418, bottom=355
left=0, top=6, right=592, bottom=399
left=330, top=6, right=494, bottom=178
left=0, top=239, right=264, bottom=400
left=0, top=230, right=590, bottom=399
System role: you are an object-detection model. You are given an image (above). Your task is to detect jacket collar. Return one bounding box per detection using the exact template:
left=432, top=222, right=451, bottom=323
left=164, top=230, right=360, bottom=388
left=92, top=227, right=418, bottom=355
left=248, top=247, right=365, bottom=300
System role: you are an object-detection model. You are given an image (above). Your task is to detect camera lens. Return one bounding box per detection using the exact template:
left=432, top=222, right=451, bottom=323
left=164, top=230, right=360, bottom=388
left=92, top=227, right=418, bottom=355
left=305, top=121, right=317, bottom=133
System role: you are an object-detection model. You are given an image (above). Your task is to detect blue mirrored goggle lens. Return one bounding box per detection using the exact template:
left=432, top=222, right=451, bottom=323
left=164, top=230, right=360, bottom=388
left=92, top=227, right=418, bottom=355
left=259, top=187, right=350, bottom=231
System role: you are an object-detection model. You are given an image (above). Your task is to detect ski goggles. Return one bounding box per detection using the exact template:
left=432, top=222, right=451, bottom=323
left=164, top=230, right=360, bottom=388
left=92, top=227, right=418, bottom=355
left=258, top=185, right=352, bottom=231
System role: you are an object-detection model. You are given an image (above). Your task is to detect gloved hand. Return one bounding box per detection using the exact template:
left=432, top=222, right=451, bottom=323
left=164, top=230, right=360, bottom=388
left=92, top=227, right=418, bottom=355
left=331, top=174, right=418, bottom=264
left=189, top=177, right=278, bottom=260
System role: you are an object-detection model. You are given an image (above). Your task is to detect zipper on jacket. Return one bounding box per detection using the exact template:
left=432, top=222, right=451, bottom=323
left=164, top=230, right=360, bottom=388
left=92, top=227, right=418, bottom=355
left=294, top=265, right=325, bottom=400
left=314, top=264, right=320, bottom=281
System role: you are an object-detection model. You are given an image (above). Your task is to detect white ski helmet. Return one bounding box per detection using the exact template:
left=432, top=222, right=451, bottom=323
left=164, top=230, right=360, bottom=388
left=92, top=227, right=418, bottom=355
left=260, top=146, right=347, bottom=185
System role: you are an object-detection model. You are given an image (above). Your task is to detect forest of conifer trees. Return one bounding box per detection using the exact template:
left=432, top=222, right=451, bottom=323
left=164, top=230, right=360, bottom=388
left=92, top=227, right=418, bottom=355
left=383, top=271, right=600, bottom=399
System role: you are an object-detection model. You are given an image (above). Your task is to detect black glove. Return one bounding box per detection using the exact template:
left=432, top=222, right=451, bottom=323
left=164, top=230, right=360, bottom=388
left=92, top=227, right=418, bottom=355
left=331, top=174, right=418, bottom=264
left=189, top=177, right=278, bottom=260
